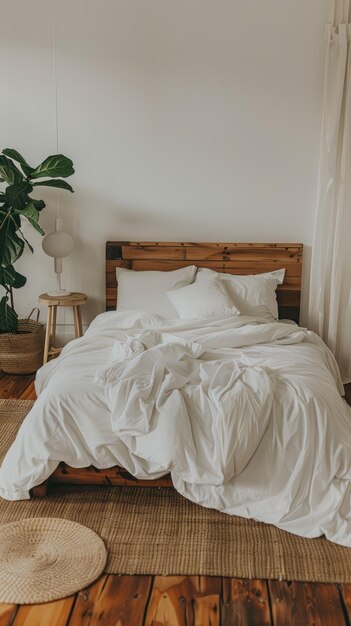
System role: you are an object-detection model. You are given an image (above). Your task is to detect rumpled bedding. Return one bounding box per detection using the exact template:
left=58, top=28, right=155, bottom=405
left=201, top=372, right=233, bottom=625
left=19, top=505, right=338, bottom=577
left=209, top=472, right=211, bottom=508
left=1, top=310, right=351, bottom=547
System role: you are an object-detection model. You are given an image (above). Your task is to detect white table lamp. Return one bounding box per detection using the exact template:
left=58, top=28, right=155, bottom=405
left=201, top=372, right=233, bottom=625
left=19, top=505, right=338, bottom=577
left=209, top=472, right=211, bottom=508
left=42, top=217, right=74, bottom=296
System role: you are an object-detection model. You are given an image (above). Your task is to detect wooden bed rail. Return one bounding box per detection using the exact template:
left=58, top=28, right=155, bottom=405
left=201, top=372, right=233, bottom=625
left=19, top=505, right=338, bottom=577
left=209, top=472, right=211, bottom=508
left=31, top=464, right=173, bottom=497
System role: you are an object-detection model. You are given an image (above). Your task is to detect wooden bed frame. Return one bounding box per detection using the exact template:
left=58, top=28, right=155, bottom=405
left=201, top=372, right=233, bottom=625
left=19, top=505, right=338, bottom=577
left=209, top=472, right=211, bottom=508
left=31, top=242, right=303, bottom=496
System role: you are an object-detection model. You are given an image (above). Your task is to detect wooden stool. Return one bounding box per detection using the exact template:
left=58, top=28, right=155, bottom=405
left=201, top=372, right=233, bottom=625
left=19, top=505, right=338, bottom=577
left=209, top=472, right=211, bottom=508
left=38, top=292, right=87, bottom=364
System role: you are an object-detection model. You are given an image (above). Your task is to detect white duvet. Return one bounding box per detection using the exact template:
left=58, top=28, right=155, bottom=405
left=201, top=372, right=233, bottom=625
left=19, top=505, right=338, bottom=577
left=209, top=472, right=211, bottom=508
left=1, top=311, right=351, bottom=547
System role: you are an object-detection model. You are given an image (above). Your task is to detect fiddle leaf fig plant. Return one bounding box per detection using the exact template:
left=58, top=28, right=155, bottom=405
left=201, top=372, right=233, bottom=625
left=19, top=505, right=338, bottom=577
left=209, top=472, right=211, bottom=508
left=0, top=149, right=74, bottom=333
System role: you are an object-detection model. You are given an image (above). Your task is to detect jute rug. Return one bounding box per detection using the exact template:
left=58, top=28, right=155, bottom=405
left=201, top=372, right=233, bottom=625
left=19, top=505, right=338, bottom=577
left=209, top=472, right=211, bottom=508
left=1, top=398, right=351, bottom=583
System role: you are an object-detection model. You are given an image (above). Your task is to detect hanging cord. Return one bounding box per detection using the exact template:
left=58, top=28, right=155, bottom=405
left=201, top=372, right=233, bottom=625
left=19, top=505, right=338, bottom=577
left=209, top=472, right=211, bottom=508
left=51, top=0, right=60, bottom=219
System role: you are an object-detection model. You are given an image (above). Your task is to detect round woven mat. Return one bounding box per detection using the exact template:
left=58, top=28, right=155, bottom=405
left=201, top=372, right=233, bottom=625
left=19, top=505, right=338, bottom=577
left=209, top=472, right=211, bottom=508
left=0, top=517, right=107, bottom=604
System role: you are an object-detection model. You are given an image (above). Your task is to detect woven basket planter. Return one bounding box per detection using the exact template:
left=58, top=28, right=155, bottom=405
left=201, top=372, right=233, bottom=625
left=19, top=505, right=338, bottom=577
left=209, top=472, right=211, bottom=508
left=0, top=309, right=44, bottom=375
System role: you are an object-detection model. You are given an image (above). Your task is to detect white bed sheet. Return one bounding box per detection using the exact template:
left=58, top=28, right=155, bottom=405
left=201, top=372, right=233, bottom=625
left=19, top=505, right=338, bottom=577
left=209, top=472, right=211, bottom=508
left=1, top=311, right=351, bottom=547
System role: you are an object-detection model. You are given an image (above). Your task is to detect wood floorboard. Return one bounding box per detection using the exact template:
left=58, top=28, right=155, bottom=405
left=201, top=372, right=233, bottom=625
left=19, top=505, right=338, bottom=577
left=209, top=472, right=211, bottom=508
left=0, top=602, right=18, bottom=626
left=68, top=575, right=153, bottom=626
left=0, top=374, right=350, bottom=625
left=221, top=578, right=272, bottom=625
left=341, top=584, right=351, bottom=625
left=0, top=372, right=34, bottom=399
left=269, top=581, right=349, bottom=626
left=18, top=381, right=36, bottom=401
left=12, top=597, right=75, bottom=626
left=144, top=576, right=221, bottom=626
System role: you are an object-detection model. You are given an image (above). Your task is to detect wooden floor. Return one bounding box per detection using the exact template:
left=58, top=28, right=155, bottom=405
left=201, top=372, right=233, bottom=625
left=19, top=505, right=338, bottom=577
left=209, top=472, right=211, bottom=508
left=1, top=372, right=351, bottom=626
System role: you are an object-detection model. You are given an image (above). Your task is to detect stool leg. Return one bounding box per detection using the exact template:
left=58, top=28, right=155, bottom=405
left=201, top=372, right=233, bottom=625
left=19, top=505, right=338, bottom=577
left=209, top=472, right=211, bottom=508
left=51, top=305, right=57, bottom=347
left=77, top=306, right=83, bottom=336
left=43, top=307, right=53, bottom=364
left=73, top=306, right=80, bottom=339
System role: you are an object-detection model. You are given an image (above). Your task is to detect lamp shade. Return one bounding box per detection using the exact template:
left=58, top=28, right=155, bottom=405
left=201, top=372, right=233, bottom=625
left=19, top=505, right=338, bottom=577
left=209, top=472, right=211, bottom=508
left=42, top=216, right=74, bottom=297
left=42, top=230, right=74, bottom=258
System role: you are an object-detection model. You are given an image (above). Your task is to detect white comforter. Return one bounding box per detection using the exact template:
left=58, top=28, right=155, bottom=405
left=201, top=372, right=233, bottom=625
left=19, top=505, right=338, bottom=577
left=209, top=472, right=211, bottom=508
left=1, top=311, right=351, bottom=546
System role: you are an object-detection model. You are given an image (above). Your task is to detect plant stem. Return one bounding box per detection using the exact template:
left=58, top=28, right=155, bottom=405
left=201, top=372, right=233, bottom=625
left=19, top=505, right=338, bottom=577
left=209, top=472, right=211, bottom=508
left=9, top=286, right=14, bottom=310
left=0, top=209, right=11, bottom=230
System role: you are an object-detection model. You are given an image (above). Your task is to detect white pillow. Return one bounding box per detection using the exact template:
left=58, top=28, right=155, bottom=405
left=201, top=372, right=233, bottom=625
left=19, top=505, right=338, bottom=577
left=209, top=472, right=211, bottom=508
left=116, top=266, right=197, bottom=318
left=166, top=273, right=240, bottom=319
left=197, top=268, right=285, bottom=320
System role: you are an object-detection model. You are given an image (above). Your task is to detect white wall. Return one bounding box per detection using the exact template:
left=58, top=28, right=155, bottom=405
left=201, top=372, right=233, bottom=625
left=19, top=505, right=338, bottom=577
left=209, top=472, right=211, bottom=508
left=0, top=0, right=328, bottom=335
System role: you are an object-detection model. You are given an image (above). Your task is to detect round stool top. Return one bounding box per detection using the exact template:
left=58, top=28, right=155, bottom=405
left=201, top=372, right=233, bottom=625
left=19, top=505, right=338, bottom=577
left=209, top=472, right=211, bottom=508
left=38, top=292, right=87, bottom=307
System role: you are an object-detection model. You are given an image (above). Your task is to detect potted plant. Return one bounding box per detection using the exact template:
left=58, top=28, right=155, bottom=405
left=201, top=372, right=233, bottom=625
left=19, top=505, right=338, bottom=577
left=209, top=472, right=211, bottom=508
left=0, top=148, right=74, bottom=374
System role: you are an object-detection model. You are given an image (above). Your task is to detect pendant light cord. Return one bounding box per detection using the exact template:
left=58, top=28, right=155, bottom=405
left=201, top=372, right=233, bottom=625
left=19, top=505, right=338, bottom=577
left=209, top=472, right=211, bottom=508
left=52, top=1, right=60, bottom=219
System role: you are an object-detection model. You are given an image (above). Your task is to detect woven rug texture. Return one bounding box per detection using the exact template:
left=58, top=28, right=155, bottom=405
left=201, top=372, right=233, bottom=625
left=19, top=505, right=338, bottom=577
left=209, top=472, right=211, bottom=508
left=0, top=398, right=351, bottom=583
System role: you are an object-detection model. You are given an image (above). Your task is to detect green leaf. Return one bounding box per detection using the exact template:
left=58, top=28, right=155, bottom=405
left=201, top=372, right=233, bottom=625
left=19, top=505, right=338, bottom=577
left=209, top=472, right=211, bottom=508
left=12, top=270, right=26, bottom=288
left=0, top=193, right=6, bottom=203
left=15, top=202, right=45, bottom=235
left=0, top=216, right=24, bottom=267
left=0, top=295, right=18, bottom=333
left=9, top=213, right=21, bottom=229
left=32, top=199, right=46, bottom=211
left=32, top=179, right=74, bottom=192
left=5, top=181, right=33, bottom=209
left=17, top=227, right=34, bottom=253
left=0, top=156, right=23, bottom=184
left=0, top=266, right=26, bottom=289
left=2, top=148, right=34, bottom=177
left=30, top=154, right=75, bottom=180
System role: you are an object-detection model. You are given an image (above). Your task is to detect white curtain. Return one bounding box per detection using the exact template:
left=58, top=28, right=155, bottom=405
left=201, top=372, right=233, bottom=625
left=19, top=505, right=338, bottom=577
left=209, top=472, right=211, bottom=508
left=309, top=0, right=351, bottom=383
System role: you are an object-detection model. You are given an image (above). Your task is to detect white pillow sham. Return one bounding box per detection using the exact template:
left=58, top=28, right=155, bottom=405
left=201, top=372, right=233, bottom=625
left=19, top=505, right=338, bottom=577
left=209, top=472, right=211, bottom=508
left=166, top=273, right=240, bottom=319
left=197, top=268, right=285, bottom=320
left=116, top=265, right=197, bottom=318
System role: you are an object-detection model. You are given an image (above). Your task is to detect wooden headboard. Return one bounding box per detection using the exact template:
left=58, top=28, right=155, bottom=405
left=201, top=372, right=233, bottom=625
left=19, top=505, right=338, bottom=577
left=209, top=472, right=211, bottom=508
left=106, top=242, right=303, bottom=322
